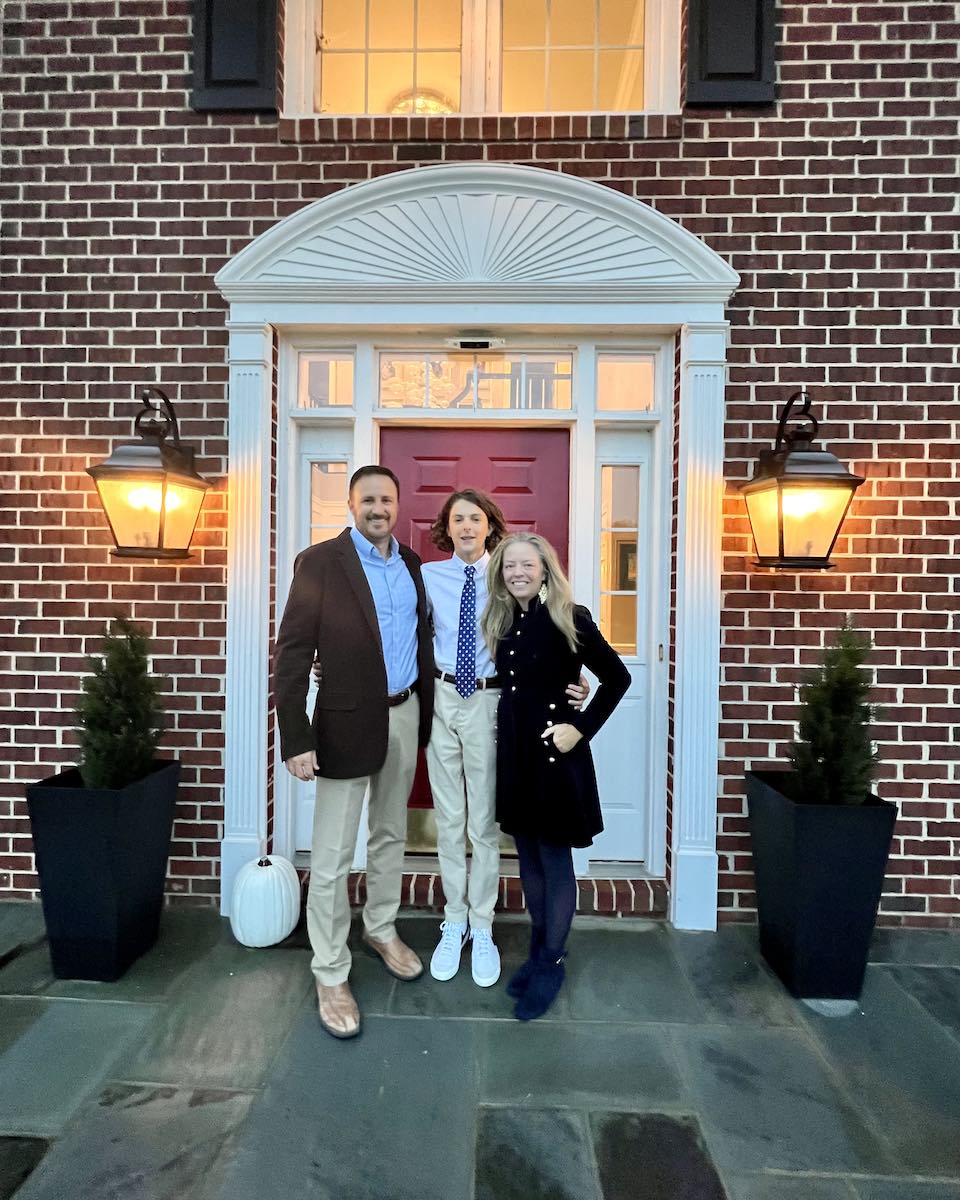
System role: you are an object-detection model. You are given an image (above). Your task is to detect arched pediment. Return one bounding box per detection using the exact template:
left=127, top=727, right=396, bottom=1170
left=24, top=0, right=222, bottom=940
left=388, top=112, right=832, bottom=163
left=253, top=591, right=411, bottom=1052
left=215, top=164, right=739, bottom=302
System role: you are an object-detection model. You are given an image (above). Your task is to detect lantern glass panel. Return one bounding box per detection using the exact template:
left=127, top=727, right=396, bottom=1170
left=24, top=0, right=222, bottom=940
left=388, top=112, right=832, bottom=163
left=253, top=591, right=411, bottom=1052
left=160, top=482, right=207, bottom=549
left=96, top=478, right=163, bottom=551
left=781, top=483, right=851, bottom=560
left=743, top=482, right=780, bottom=559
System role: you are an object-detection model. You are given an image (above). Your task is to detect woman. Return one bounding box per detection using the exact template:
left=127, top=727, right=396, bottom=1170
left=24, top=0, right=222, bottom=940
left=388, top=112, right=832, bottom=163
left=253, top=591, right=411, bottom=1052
left=482, top=533, right=630, bottom=1020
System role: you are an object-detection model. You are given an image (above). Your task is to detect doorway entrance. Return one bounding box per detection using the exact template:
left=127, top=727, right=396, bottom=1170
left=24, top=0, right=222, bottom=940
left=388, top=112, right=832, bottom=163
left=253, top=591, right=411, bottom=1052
left=381, top=425, right=571, bottom=850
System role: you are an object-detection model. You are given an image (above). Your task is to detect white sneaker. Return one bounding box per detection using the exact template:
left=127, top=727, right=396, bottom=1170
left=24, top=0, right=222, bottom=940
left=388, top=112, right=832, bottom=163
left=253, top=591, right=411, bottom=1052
left=470, top=927, right=501, bottom=987
left=429, top=921, right=468, bottom=981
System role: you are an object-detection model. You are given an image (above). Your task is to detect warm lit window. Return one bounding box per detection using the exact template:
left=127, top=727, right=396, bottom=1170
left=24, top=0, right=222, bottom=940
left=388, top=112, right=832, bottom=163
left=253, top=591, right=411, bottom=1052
left=310, top=461, right=350, bottom=543
left=378, top=351, right=572, bottom=410
left=286, top=1, right=679, bottom=115
left=298, top=352, right=354, bottom=408
left=598, top=464, right=640, bottom=655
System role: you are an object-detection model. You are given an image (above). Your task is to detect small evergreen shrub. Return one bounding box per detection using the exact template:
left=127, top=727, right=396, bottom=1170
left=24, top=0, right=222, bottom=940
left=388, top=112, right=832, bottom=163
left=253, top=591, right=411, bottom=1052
left=76, top=616, right=166, bottom=789
left=787, top=620, right=878, bottom=806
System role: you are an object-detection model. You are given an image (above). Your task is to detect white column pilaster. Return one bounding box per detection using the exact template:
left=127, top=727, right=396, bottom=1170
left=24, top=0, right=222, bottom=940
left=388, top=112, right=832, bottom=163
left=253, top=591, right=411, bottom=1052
left=671, top=323, right=728, bottom=930
left=221, top=321, right=274, bottom=914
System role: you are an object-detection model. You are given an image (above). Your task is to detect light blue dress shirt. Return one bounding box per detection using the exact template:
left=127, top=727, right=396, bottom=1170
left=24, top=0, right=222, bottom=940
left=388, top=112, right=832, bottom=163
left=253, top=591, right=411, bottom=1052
left=349, top=526, right=419, bottom=694
left=421, top=551, right=496, bottom=679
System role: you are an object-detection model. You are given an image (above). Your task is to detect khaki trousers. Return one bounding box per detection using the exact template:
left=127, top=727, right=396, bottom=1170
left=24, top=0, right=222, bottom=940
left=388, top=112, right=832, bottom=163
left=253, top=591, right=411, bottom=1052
left=306, top=694, right=419, bottom=987
left=425, top=679, right=501, bottom=932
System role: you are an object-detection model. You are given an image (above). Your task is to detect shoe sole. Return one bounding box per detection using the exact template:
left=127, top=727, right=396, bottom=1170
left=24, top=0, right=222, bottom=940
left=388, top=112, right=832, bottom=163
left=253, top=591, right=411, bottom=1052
left=319, top=1014, right=361, bottom=1039
left=472, top=969, right=501, bottom=987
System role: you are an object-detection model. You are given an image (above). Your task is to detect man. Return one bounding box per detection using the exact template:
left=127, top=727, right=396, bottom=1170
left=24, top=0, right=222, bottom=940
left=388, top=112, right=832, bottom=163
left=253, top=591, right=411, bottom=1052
left=274, top=465, right=435, bottom=1040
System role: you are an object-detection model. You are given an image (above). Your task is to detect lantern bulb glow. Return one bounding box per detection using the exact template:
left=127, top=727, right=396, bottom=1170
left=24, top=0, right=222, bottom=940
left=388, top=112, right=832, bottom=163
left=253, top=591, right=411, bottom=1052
left=125, top=486, right=183, bottom=513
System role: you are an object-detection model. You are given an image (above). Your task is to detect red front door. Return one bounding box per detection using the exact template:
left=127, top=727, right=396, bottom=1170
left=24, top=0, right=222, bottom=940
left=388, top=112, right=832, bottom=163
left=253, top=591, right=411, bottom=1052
left=380, top=427, right=570, bottom=567
left=379, top=427, right=571, bottom=823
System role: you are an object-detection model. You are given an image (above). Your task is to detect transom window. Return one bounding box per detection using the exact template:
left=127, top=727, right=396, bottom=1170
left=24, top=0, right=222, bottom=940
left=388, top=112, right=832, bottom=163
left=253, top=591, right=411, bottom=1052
left=378, top=351, right=573, bottom=410
left=286, top=0, right=678, bottom=115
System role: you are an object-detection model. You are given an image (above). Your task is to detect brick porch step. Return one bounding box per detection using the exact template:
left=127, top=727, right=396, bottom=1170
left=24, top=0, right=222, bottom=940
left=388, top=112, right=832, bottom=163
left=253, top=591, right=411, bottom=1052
left=297, top=870, right=668, bottom=919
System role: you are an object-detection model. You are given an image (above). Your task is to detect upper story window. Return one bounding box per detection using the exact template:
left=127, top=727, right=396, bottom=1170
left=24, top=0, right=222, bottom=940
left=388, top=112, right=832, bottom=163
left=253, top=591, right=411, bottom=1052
left=284, top=0, right=679, bottom=115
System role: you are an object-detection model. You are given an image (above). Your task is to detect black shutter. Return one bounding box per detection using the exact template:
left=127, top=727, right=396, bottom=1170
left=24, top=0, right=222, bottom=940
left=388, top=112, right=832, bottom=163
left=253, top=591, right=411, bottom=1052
left=191, top=0, right=277, bottom=112
left=686, top=0, right=776, bottom=105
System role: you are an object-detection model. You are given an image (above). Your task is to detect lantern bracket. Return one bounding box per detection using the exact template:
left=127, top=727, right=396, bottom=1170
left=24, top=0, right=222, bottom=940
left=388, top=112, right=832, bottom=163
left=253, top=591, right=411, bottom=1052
left=774, top=388, right=819, bottom=453
left=134, top=386, right=182, bottom=448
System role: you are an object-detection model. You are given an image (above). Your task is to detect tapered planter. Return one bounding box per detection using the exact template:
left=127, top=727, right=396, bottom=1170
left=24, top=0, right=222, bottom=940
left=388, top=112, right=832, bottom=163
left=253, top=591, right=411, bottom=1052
left=746, top=769, right=896, bottom=1000
left=26, top=760, right=179, bottom=981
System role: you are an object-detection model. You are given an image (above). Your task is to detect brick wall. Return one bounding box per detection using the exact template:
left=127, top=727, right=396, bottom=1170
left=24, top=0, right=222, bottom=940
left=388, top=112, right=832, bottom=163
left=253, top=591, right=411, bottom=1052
left=1, top=0, right=957, bottom=922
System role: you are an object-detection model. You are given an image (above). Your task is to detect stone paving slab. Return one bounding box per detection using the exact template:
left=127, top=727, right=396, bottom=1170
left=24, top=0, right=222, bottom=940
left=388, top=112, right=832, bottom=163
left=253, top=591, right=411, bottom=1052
left=475, top=1108, right=600, bottom=1200
left=592, top=1111, right=727, bottom=1200
left=0, top=903, right=45, bottom=965
left=0, top=1137, right=49, bottom=1200
left=0, top=998, right=157, bottom=1137
left=882, top=965, right=960, bottom=1043
left=564, top=924, right=703, bottom=1023
left=11, top=1084, right=254, bottom=1200
left=480, top=1021, right=687, bottom=1111
left=722, top=1175, right=858, bottom=1199
left=665, top=927, right=801, bottom=1028
left=196, top=1008, right=479, bottom=1200
left=798, top=968, right=960, bottom=1176
left=111, top=941, right=313, bottom=1090
left=869, top=930, right=960, bottom=968
left=852, top=1182, right=960, bottom=1200
left=670, top=1026, right=897, bottom=1175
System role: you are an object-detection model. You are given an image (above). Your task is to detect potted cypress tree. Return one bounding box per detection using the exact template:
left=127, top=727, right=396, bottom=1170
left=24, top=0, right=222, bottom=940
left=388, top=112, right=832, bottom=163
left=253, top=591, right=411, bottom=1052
left=746, top=621, right=897, bottom=999
left=26, top=616, right=179, bottom=981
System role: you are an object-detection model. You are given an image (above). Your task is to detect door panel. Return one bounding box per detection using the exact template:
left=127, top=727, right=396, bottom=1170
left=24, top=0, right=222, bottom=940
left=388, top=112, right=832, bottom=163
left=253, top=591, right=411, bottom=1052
left=380, top=427, right=571, bottom=568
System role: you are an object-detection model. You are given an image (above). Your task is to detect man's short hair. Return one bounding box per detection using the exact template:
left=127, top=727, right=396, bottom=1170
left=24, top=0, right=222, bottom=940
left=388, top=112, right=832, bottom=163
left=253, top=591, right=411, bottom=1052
left=349, top=464, right=401, bottom=498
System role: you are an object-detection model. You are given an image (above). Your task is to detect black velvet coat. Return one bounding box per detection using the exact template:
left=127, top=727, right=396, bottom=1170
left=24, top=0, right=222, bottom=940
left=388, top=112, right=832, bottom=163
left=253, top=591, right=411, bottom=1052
left=494, top=600, right=630, bottom=848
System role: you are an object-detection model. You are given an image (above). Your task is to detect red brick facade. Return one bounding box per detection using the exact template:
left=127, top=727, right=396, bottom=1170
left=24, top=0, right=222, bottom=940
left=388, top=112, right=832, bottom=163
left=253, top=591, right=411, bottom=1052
left=2, top=1, right=958, bottom=923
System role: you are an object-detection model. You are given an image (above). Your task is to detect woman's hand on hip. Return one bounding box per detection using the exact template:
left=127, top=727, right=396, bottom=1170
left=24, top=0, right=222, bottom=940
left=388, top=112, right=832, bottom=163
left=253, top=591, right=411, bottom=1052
left=541, top=723, right=583, bottom=754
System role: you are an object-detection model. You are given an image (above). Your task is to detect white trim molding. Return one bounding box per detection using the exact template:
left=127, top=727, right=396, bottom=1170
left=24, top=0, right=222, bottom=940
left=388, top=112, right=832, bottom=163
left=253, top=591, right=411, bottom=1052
left=221, top=322, right=274, bottom=915
left=215, top=164, right=739, bottom=924
left=671, top=323, right=729, bottom=931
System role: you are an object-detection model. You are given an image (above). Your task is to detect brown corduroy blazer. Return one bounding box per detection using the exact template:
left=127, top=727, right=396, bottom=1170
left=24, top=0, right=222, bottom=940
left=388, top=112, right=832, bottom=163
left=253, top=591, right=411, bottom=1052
left=273, top=528, right=435, bottom=779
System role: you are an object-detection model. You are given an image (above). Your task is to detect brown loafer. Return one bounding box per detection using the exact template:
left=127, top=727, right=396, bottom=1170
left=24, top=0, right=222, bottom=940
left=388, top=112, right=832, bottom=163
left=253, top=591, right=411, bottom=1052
left=362, top=933, right=423, bottom=981
left=317, top=982, right=361, bottom=1039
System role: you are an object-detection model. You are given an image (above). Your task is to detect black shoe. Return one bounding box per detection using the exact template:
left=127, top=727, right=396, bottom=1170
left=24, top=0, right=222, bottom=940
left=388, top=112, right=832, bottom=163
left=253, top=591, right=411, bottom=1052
left=506, top=928, right=544, bottom=999
left=506, top=958, right=537, bottom=999
left=514, top=952, right=566, bottom=1021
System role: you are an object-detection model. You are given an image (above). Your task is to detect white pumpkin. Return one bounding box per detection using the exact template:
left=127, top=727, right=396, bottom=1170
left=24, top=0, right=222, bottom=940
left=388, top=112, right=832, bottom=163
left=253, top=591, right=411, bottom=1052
left=229, top=855, right=302, bottom=947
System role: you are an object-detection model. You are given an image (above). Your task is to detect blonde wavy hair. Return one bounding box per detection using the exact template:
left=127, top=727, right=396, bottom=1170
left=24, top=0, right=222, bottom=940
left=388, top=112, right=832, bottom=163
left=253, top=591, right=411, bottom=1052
left=482, top=532, right=579, bottom=656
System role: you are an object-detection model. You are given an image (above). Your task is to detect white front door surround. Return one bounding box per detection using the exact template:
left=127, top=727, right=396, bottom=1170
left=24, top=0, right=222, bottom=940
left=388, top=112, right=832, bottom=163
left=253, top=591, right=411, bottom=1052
left=216, top=163, right=738, bottom=931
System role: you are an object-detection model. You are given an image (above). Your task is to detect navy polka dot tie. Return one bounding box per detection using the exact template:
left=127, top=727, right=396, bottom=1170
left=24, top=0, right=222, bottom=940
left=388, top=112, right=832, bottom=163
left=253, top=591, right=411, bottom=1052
left=455, top=564, right=477, bottom=699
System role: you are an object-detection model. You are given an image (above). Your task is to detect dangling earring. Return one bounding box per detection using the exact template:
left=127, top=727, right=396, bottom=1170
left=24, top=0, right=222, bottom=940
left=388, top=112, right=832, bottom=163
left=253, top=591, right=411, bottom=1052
left=538, top=577, right=549, bottom=604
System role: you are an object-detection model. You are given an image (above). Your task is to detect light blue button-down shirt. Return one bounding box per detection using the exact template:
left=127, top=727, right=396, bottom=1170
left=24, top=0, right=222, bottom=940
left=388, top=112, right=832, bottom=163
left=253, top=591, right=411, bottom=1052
left=421, top=551, right=496, bottom=679
left=350, top=526, right=419, bottom=694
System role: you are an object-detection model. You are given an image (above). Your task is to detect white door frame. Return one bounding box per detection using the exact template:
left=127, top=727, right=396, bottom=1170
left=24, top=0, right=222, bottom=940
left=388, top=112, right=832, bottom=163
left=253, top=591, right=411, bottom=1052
left=216, top=164, right=738, bottom=931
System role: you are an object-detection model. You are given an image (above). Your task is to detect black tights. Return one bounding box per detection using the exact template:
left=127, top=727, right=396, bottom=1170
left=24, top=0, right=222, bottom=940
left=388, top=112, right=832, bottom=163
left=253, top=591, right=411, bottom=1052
left=514, top=834, right=577, bottom=957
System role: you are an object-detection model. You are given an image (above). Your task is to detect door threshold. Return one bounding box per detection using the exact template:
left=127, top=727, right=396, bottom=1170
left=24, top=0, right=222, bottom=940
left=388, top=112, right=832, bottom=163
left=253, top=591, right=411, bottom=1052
left=291, top=852, right=666, bottom=918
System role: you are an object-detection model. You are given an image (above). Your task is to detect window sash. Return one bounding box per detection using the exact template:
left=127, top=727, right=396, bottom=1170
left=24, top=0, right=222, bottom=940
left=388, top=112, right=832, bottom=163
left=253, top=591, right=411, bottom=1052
left=300, top=0, right=677, bottom=116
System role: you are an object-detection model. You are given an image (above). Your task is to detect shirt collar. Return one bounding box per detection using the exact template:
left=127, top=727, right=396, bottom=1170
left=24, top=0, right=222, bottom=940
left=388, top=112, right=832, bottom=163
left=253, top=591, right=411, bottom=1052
left=350, top=525, right=399, bottom=561
left=449, top=550, right=489, bottom=576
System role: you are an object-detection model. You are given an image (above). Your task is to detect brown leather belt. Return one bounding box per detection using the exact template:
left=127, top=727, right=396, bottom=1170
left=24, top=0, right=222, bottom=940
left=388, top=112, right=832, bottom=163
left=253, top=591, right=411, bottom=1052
left=386, top=685, right=416, bottom=707
left=434, top=669, right=501, bottom=690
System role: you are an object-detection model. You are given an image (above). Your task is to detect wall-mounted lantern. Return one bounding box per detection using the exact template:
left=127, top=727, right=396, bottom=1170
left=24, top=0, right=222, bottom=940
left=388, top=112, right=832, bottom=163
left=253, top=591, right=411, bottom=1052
left=87, top=388, right=211, bottom=559
left=740, top=390, right=865, bottom=570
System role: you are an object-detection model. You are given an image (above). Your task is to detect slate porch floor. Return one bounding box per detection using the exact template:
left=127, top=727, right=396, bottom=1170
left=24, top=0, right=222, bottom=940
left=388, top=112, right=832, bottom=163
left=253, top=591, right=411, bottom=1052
left=1, top=902, right=959, bottom=1200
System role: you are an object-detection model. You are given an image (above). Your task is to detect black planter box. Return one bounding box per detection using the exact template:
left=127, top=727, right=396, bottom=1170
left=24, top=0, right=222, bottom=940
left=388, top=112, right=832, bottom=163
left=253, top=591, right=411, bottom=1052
left=26, top=760, right=179, bottom=981
left=746, top=769, right=897, bottom=1000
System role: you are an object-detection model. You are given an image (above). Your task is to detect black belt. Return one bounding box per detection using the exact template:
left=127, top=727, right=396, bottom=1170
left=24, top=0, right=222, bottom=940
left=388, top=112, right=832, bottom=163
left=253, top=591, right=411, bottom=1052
left=435, top=669, right=501, bottom=690
left=386, top=684, right=416, bottom=707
